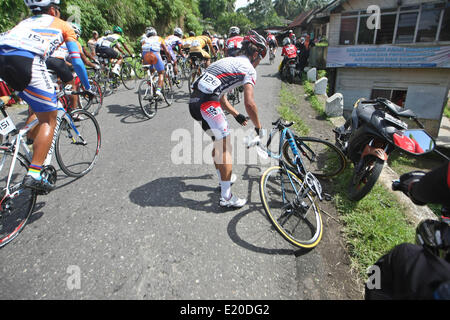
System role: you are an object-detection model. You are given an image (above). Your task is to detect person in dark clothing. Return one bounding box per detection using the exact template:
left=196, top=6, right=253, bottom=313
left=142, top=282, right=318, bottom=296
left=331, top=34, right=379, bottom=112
left=295, top=36, right=308, bottom=74
left=365, top=162, right=450, bottom=300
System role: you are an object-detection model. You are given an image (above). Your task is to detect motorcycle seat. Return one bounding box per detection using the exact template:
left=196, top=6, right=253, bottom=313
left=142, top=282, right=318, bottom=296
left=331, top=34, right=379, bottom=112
left=377, top=98, right=417, bottom=118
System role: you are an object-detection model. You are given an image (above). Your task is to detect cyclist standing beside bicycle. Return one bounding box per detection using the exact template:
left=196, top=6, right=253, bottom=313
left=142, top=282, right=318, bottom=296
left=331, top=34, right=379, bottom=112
left=0, top=0, right=94, bottom=193
left=141, top=27, right=173, bottom=98
left=188, top=30, right=267, bottom=208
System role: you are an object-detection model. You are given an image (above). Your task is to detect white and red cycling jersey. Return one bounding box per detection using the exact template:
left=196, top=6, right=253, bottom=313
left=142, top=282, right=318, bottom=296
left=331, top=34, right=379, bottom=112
left=281, top=44, right=297, bottom=59
left=225, top=35, right=244, bottom=57
left=193, top=56, right=256, bottom=98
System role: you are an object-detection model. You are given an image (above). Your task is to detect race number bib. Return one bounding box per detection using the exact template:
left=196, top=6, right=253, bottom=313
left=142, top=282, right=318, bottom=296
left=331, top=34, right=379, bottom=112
left=0, top=117, right=16, bottom=136
left=198, top=72, right=221, bottom=94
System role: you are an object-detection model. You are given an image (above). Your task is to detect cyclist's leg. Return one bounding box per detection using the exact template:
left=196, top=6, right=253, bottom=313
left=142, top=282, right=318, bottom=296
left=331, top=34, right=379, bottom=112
left=18, top=56, right=58, bottom=191
left=151, top=51, right=165, bottom=95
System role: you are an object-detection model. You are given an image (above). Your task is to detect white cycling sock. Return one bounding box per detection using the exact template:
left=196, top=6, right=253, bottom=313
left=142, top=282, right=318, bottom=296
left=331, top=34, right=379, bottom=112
left=220, top=181, right=231, bottom=200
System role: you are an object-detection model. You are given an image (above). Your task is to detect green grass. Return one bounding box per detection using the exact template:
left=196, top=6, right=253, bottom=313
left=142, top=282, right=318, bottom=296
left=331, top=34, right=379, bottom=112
left=277, top=83, right=310, bottom=136
left=332, top=166, right=416, bottom=279
left=444, top=101, right=450, bottom=119
left=302, top=78, right=327, bottom=118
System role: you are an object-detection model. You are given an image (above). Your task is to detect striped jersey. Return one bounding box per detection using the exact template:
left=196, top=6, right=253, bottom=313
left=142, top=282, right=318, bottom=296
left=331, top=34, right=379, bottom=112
left=193, top=56, right=256, bottom=98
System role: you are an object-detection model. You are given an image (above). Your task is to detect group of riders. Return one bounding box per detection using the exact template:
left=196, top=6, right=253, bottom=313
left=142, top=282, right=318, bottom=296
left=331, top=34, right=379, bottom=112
left=0, top=0, right=449, bottom=300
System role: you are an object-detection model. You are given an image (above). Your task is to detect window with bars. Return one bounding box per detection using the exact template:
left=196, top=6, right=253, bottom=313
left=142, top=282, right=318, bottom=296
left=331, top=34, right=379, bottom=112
left=338, top=1, right=450, bottom=45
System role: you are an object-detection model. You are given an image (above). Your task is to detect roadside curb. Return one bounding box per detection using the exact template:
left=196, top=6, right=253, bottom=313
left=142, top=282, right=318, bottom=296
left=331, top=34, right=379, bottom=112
left=328, top=116, right=437, bottom=226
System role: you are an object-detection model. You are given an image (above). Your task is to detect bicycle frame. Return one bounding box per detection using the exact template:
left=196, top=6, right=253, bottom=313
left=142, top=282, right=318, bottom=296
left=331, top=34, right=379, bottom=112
left=262, top=125, right=324, bottom=201
left=0, top=102, right=82, bottom=197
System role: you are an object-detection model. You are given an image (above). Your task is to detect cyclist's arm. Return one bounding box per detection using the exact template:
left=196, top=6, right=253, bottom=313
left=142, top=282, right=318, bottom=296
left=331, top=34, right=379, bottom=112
left=122, top=42, right=133, bottom=57
left=243, top=83, right=261, bottom=129
left=80, top=50, right=96, bottom=68
left=66, top=41, right=91, bottom=90
left=220, top=94, right=239, bottom=118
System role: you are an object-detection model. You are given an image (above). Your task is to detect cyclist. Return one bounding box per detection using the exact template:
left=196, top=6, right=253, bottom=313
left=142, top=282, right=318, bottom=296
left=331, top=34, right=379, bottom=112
left=96, top=26, right=133, bottom=75
left=189, top=30, right=216, bottom=68
left=188, top=30, right=267, bottom=208
left=365, top=162, right=450, bottom=299
left=141, top=27, right=173, bottom=97
left=211, top=34, right=220, bottom=56
left=164, top=27, right=185, bottom=82
left=224, top=26, right=243, bottom=58
left=288, top=29, right=296, bottom=44
left=266, top=31, right=278, bottom=57
left=182, top=31, right=196, bottom=51
left=0, top=0, right=93, bottom=193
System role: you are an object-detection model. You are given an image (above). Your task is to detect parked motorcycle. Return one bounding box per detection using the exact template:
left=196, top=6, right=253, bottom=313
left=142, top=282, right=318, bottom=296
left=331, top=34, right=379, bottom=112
left=334, top=97, right=437, bottom=201
left=280, top=57, right=299, bottom=84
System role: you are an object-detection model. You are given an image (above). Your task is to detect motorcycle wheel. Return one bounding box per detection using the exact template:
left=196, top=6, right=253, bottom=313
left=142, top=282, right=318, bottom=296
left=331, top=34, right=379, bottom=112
left=347, top=156, right=384, bottom=201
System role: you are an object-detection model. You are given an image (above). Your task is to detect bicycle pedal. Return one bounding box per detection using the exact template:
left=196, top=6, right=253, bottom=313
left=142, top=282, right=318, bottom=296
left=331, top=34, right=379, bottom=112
left=323, top=193, right=333, bottom=201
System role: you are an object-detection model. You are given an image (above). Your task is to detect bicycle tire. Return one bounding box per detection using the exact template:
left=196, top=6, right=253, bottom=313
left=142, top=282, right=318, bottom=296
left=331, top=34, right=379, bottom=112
left=260, top=166, right=323, bottom=249
left=138, top=79, right=157, bottom=119
left=55, top=109, right=101, bottom=177
left=163, top=75, right=174, bottom=106
left=121, top=62, right=137, bottom=90
left=80, top=79, right=103, bottom=116
left=282, top=136, right=346, bottom=178
left=347, top=156, right=384, bottom=201
left=0, top=150, right=37, bottom=248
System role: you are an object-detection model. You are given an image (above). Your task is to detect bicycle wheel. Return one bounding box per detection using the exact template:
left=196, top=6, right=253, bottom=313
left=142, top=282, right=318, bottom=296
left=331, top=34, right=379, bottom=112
left=80, top=79, right=103, bottom=116
left=162, top=75, right=174, bottom=106
left=121, top=62, right=137, bottom=90
left=282, top=136, right=346, bottom=178
left=260, top=166, right=322, bottom=249
left=138, top=79, right=157, bottom=119
left=55, top=109, right=101, bottom=177
left=0, top=150, right=37, bottom=248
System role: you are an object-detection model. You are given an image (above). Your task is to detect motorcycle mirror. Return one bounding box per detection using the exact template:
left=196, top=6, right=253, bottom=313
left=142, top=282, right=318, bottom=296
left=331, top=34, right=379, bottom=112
left=393, top=129, right=435, bottom=155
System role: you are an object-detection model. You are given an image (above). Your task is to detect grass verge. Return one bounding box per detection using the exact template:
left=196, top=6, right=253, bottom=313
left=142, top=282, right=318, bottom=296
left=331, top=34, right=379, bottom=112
left=302, top=74, right=327, bottom=118
left=277, top=82, right=309, bottom=136
left=332, top=166, right=416, bottom=280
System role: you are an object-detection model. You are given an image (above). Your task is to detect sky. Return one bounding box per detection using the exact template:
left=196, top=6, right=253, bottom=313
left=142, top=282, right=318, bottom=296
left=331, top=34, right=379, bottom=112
left=235, top=0, right=252, bottom=10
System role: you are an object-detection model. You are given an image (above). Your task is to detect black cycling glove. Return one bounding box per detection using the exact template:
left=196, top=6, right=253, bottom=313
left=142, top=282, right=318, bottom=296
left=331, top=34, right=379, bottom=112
left=235, top=113, right=247, bottom=125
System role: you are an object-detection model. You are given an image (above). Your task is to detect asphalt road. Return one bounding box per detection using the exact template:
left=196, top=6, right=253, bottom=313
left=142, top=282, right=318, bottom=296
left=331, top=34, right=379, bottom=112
left=0, top=55, right=342, bottom=300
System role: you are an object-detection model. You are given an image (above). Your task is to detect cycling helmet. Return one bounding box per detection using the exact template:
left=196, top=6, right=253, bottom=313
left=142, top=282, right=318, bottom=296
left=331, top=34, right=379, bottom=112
left=202, top=30, right=211, bottom=37
left=145, top=27, right=157, bottom=37
left=174, top=27, right=183, bottom=38
left=229, top=26, right=240, bottom=36
left=24, top=0, right=60, bottom=12
left=282, top=37, right=291, bottom=46
left=242, top=30, right=267, bottom=59
left=113, top=26, right=123, bottom=34
left=189, top=31, right=195, bottom=37
left=416, top=219, right=450, bottom=261
left=71, top=22, right=82, bottom=37
left=104, top=30, right=112, bottom=36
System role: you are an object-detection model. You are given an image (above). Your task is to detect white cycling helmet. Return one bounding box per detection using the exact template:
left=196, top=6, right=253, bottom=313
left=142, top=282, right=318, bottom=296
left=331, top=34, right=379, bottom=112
left=24, top=0, right=60, bottom=12
left=174, top=27, right=183, bottom=38
left=146, top=27, right=157, bottom=37
left=282, top=37, right=291, bottom=46
left=229, top=26, right=240, bottom=36
left=71, top=22, right=82, bottom=37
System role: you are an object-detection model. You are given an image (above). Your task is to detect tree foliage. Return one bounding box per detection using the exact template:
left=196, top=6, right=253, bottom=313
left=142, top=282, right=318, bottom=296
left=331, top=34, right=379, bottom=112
left=0, top=0, right=330, bottom=42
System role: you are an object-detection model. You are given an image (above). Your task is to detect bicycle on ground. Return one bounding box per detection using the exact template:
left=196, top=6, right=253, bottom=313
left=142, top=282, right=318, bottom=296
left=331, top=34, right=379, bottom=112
left=246, top=118, right=345, bottom=249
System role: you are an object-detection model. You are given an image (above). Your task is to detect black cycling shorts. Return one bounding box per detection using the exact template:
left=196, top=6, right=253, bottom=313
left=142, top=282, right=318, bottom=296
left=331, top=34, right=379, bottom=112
left=46, top=57, right=73, bottom=83
left=0, top=54, right=33, bottom=91
left=96, top=46, right=119, bottom=60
